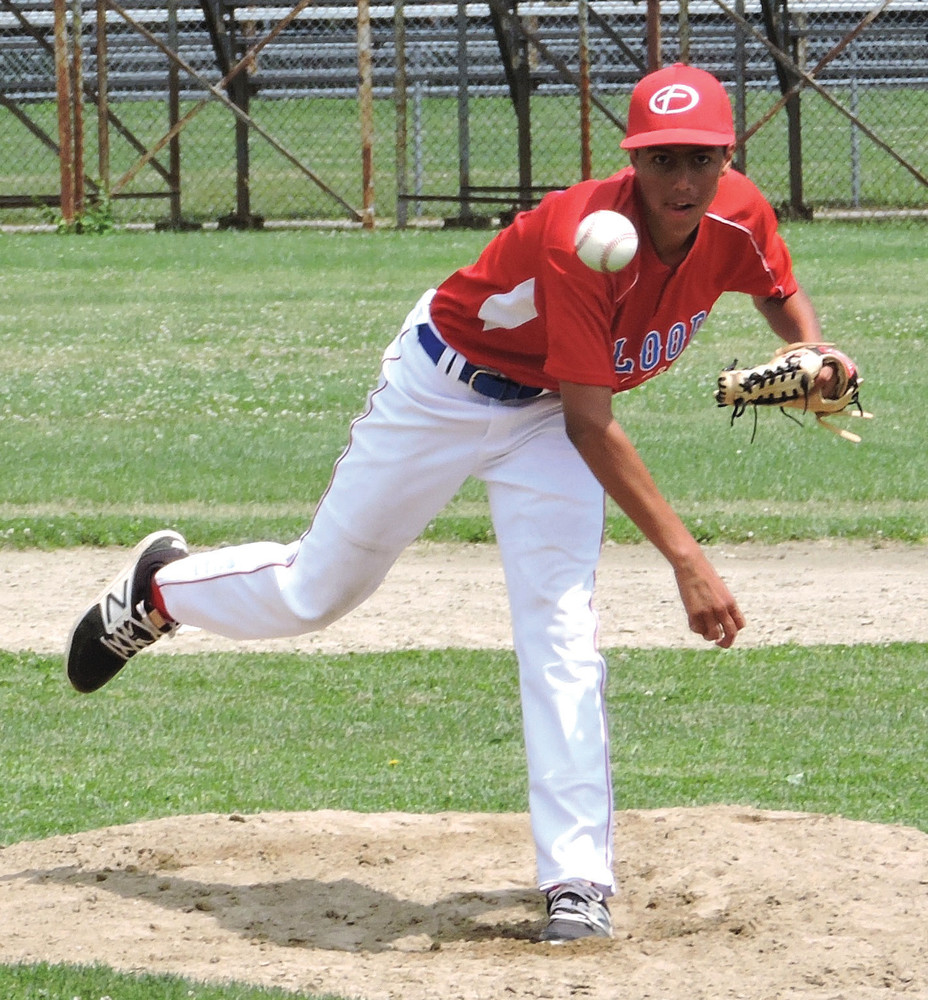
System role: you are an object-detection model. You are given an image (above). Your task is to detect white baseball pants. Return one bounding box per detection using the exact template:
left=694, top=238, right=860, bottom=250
left=156, top=291, right=615, bottom=893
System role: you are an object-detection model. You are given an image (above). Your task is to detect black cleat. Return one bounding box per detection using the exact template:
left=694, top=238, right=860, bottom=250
left=65, top=530, right=188, bottom=693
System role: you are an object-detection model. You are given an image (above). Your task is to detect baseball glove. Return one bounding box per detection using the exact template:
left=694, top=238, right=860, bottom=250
left=715, top=342, right=872, bottom=443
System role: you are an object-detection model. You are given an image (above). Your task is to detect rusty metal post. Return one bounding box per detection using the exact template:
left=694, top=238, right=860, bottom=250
left=71, top=0, right=85, bottom=216
left=578, top=0, right=591, bottom=179
left=95, top=0, right=110, bottom=190
left=394, top=0, right=408, bottom=229
left=358, top=0, right=375, bottom=229
left=53, top=0, right=74, bottom=224
left=646, top=0, right=662, bottom=72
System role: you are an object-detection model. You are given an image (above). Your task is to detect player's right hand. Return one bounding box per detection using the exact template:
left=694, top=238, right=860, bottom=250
left=673, top=556, right=745, bottom=648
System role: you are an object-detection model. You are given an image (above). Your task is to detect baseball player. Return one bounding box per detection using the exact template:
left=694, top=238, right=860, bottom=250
left=66, top=64, right=833, bottom=943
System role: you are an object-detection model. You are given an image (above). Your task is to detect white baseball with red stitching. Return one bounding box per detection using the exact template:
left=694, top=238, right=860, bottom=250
left=574, top=210, right=639, bottom=273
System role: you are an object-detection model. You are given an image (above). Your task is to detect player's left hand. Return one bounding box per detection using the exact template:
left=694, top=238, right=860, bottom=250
left=815, top=360, right=839, bottom=397
left=714, top=342, right=873, bottom=443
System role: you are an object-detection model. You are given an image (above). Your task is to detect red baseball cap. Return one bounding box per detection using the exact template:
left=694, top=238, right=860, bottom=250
left=621, top=63, right=735, bottom=149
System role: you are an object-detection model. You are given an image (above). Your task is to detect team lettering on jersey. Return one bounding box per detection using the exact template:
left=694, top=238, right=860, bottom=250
left=613, top=310, right=708, bottom=386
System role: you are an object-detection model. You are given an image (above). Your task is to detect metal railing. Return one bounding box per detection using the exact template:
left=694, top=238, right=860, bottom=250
left=0, top=1, right=924, bottom=228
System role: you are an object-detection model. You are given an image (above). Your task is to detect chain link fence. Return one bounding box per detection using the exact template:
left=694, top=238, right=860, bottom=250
left=0, top=1, right=924, bottom=229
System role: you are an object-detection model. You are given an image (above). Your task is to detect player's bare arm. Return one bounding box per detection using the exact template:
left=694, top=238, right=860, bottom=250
left=752, top=285, right=820, bottom=344
left=559, top=380, right=745, bottom=648
left=752, top=285, right=837, bottom=394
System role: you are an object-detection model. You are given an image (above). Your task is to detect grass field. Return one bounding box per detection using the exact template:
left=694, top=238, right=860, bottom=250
left=0, top=222, right=925, bottom=548
left=0, top=222, right=925, bottom=999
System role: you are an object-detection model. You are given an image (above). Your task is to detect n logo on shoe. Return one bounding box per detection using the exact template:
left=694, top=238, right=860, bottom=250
left=102, top=578, right=132, bottom=630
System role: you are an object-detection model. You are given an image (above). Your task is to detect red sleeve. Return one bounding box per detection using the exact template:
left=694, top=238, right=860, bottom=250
left=705, top=170, right=798, bottom=300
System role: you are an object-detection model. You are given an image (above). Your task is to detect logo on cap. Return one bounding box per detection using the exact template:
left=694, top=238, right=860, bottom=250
left=649, top=84, right=700, bottom=116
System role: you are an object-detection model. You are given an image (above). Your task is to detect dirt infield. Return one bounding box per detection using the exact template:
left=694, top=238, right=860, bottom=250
left=1, top=540, right=926, bottom=999
left=3, top=539, right=928, bottom=654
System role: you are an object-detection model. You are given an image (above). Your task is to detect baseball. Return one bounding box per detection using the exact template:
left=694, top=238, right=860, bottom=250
left=574, top=210, right=639, bottom=273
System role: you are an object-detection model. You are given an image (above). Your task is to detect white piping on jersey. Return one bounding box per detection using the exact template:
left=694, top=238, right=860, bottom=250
left=615, top=266, right=640, bottom=304
left=703, top=212, right=789, bottom=298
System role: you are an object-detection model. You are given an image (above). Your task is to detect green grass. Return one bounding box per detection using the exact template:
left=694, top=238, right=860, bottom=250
left=0, top=222, right=925, bottom=997
left=0, top=223, right=925, bottom=548
left=4, top=644, right=926, bottom=849
left=0, top=963, right=323, bottom=1000
left=1, top=641, right=926, bottom=997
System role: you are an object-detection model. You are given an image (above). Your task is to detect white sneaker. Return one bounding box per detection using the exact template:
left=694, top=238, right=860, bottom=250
left=539, top=881, right=613, bottom=943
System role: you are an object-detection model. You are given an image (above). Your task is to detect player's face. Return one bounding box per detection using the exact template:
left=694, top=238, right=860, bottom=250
left=629, top=145, right=733, bottom=262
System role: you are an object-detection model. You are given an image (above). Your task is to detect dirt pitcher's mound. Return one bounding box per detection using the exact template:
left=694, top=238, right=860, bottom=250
left=1, top=807, right=925, bottom=1000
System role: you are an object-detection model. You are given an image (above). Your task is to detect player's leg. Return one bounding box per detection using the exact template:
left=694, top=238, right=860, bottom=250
left=153, top=386, right=466, bottom=637
left=65, top=529, right=191, bottom=693
left=482, top=395, right=613, bottom=939
left=66, top=296, right=489, bottom=689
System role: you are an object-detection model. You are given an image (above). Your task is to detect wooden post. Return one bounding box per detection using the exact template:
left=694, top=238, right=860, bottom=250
left=53, top=0, right=74, bottom=224
left=455, top=0, right=473, bottom=222
left=394, top=0, right=408, bottom=229
left=71, top=0, right=85, bottom=217
left=646, top=0, right=661, bottom=72
left=733, top=0, right=747, bottom=173
left=784, top=2, right=806, bottom=217
left=95, top=0, right=110, bottom=190
left=167, top=0, right=183, bottom=225
left=578, top=0, right=592, bottom=179
left=358, top=0, right=375, bottom=229
left=229, top=15, right=253, bottom=225
left=513, top=4, right=532, bottom=211
left=678, top=0, right=690, bottom=63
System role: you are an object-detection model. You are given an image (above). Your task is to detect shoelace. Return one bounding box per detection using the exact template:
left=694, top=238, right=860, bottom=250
left=547, top=881, right=606, bottom=917
left=101, top=606, right=175, bottom=661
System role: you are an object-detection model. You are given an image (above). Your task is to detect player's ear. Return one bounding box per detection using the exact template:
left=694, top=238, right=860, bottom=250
left=720, top=144, right=735, bottom=174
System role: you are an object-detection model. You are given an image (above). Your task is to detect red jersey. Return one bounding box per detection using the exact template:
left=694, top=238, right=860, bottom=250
left=429, top=167, right=797, bottom=393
